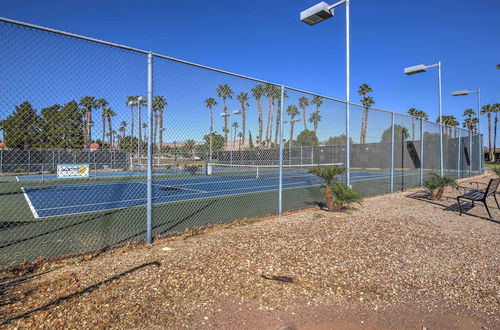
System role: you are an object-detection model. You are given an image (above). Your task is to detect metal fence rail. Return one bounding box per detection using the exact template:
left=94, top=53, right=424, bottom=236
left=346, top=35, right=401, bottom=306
left=0, top=18, right=483, bottom=266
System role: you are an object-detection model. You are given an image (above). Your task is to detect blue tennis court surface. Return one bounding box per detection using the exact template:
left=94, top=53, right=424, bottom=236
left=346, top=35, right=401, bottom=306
left=22, top=171, right=397, bottom=218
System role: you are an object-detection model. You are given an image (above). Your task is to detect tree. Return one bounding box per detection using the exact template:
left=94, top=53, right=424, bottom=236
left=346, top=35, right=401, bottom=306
left=38, top=101, right=83, bottom=149
left=236, top=92, right=250, bottom=144
left=286, top=105, right=299, bottom=144
left=274, top=88, right=287, bottom=147
left=308, top=166, right=347, bottom=211
left=407, top=108, right=419, bottom=140
left=105, top=107, right=116, bottom=148
left=294, top=129, right=319, bottom=147
left=326, top=134, right=353, bottom=145
left=97, top=98, right=109, bottom=145
left=264, top=84, right=276, bottom=148
left=0, top=101, right=40, bottom=149
left=153, top=95, right=167, bottom=150
left=480, top=104, right=494, bottom=162
left=437, top=115, right=459, bottom=136
left=183, top=139, right=196, bottom=158
left=204, top=97, right=217, bottom=159
left=298, top=96, right=310, bottom=130
left=493, top=104, right=500, bottom=162
left=232, top=121, right=239, bottom=150
left=79, top=96, right=98, bottom=149
left=203, top=132, right=224, bottom=152
left=237, top=132, right=243, bottom=149
left=380, top=124, right=409, bottom=143
left=358, top=84, right=375, bottom=144
left=251, top=84, right=265, bottom=148
left=310, top=95, right=323, bottom=133
left=216, top=84, right=234, bottom=147
left=248, top=130, right=254, bottom=149
left=126, top=96, right=137, bottom=162
left=308, top=111, right=321, bottom=136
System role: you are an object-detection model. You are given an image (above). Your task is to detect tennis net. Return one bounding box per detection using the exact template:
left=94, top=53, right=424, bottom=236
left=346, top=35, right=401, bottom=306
left=207, top=162, right=344, bottom=182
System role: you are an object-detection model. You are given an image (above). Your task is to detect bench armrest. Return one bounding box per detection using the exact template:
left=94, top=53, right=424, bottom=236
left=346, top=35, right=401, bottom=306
left=469, top=181, right=487, bottom=190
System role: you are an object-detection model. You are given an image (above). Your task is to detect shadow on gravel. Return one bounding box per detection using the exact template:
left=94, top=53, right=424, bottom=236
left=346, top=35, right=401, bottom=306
left=2, top=261, right=161, bottom=325
left=406, top=191, right=499, bottom=224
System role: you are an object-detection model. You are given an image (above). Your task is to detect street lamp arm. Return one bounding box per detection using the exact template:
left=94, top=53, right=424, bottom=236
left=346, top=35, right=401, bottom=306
left=328, top=0, right=347, bottom=10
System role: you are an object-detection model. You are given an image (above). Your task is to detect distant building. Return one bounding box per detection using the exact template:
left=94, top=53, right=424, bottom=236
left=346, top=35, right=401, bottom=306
left=89, top=143, right=100, bottom=151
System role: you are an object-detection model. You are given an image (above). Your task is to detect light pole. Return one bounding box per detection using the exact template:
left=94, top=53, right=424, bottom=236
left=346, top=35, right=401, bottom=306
left=220, top=112, right=231, bottom=164
left=452, top=89, right=482, bottom=173
left=128, top=96, right=147, bottom=170
left=301, top=0, right=351, bottom=185
left=404, top=62, right=443, bottom=177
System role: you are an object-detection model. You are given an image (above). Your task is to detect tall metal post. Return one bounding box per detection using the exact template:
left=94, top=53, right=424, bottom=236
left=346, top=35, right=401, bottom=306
left=0, top=149, right=3, bottom=174
left=420, top=119, right=424, bottom=186
left=457, top=129, right=461, bottom=179
left=28, top=149, right=31, bottom=173
left=345, top=0, right=351, bottom=186
left=146, top=52, right=153, bottom=244
left=437, top=61, right=444, bottom=177
left=278, top=86, right=284, bottom=216
left=390, top=112, right=395, bottom=193
left=477, top=89, right=482, bottom=173
left=469, top=131, right=472, bottom=177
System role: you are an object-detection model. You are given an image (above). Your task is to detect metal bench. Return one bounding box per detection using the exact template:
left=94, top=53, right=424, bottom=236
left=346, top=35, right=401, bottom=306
left=456, top=178, right=500, bottom=218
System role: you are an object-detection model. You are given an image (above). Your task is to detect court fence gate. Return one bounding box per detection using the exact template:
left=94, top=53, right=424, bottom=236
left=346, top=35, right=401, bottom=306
left=0, top=17, right=484, bottom=266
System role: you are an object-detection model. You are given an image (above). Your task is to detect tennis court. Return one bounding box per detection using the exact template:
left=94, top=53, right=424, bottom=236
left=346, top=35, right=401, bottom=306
left=21, top=165, right=398, bottom=218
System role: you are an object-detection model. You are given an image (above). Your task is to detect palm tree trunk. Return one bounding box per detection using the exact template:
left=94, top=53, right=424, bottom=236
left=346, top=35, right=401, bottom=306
left=257, top=99, right=263, bottom=148
left=242, top=107, right=246, bottom=146
left=314, top=122, right=318, bottom=136
left=324, top=185, right=337, bottom=211
left=223, top=99, right=228, bottom=148
left=209, top=107, right=213, bottom=160
left=488, top=113, right=492, bottom=162
left=83, top=117, right=88, bottom=150
left=494, top=112, right=498, bottom=163
left=129, top=105, right=134, bottom=167
left=107, top=115, right=113, bottom=149
left=102, top=111, right=106, bottom=146
left=86, top=110, right=92, bottom=147
left=274, top=99, right=281, bottom=148
left=290, top=121, right=294, bottom=145
left=360, top=108, right=368, bottom=144
left=302, top=106, right=307, bottom=130
left=265, top=96, right=272, bottom=147
left=153, top=113, right=158, bottom=157
left=412, top=119, right=415, bottom=141
left=159, top=108, right=164, bottom=150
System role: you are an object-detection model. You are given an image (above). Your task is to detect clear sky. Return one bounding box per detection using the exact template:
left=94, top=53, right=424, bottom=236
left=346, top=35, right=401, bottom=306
left=0, top=0, right=498, bottom=145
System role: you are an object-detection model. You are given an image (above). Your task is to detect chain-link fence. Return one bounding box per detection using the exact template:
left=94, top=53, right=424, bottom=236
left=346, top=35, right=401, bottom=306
left=0, top=18, right=484, bottom=266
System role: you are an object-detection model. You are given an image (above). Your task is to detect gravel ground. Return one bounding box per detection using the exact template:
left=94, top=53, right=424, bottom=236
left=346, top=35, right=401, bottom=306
left=1, top=174, right=499, bottom=329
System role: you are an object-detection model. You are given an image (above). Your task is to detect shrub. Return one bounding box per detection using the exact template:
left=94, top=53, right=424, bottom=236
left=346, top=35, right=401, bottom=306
left=331, top=181, right=362, bottom=210
left=492, top=166, right=500, bottom=177
left=423, top=173, right=458, bottom=200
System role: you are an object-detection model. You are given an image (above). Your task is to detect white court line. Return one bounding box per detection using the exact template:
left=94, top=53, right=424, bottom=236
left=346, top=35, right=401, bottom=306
left=33, top=180, right=318, bottom=217
left=21, top=187, right=39, bottom=219
left=146, top=181, right=208, bottom=194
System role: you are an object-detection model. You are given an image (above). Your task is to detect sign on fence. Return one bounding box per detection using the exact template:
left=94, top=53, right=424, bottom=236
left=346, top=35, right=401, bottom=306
left=57, top=164, right=90, bottom=179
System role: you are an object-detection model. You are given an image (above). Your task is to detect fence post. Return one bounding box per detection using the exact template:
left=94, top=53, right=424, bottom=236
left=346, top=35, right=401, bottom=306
left=278, top=85, right=284, bottom=216
left=311, top=146, right=314, bottom=165
left=457, top=130, right=461, bottom=179
left=469, top=132, right=472, bottom=177
left=390, top=112, right=394, bottom=193
left=146, top=52, right=154, bottom=244
left=420, top=119, right=424, bottom=186
left=28, top=149, right=31, bottom=173
left=0, top=149, right=3, bottom=174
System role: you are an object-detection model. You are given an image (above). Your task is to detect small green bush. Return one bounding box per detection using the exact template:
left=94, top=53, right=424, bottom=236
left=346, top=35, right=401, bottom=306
left=423, top=173, right=458, bottom=200
left=331, top=181, right=362, bottom=210
left=492, top=166, right=500, bottom=177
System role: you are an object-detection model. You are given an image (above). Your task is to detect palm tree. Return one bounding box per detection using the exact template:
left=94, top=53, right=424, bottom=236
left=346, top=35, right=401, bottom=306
left=97, top=98, right=109, bottom=145
left=79, top=96, right=97, bottom=149
left=437, top=115, right=459, bottom=136
left=184, top=139, right=196, bottom=159
left=126, top=96, right=137, bottom=158
left=264, top=84, right=275, bottom=148
left=298, top=96, right=310, bottom=131
left=251, top=84, right=265, bottom=148
left=105, top=107, right=116, bottom=148
left=480, top=104, right=494, bottom=162
left=407, top=108, right=419, bottom=140
left=463, top=108, right=476, bottom=135
left=237, top=132, right=243, bottom=149
left=358, top=84, right=375, bottom=144
left=493, top=104, right=500, bottom=162
left=153, top=96, right=167, bottom=150
left=118, top=126, right=126, bottom=140
left=309, top=111, right=321, bottom=136
left=204, top=97, right=218, bottom=160
left=311, top=95, right=323, bottom=127
left=216, top=84, right=234, bottom=147
left=232, top=121, right=239, bottom=151
left=142, top=122, right=148, bottom=142
left=286, top=105, right=300, bottom=144
left=308, top=166, right=346, bottom=211
left=236, top=92, right=250, bottom=145
left=274, top=88, right=287, bottom=148
left=137, top=98, right=147, bottom=160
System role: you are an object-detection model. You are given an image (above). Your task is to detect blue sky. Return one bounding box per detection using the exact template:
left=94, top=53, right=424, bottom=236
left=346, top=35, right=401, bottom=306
left=0, top=0, right=498, bottom=145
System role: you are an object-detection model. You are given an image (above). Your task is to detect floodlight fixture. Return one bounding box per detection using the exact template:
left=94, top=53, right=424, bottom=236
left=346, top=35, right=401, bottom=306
left=232, top=110, right=242, bottom=115
left=452, top=90, right=470, bottom=96
left=220, top=112, right=229, bottom=117
left=404, top=64, right=427, bottom=75
left=300, top=2, right=333, bottom=26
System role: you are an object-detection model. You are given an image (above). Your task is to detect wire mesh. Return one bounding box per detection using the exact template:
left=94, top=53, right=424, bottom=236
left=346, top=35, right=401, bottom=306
left=0, top=18, right=484, bottom=266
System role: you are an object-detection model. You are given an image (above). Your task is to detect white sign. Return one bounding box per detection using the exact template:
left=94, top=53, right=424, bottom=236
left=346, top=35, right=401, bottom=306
left=57, top=164, right=90, bottom=179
